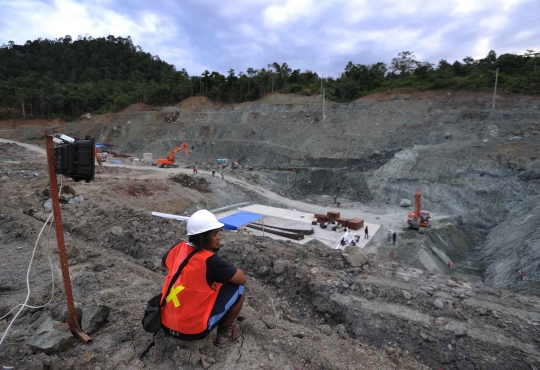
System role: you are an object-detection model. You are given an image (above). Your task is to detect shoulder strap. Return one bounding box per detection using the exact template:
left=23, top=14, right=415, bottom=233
left=161, top=248, right=198, bottom=307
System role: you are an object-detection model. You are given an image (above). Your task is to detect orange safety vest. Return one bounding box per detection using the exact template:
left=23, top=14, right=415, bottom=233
left=161, top=241, right=222, bottom=334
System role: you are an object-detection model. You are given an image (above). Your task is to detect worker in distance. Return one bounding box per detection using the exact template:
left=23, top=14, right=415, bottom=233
left=160, top=210, right=246, bottom=348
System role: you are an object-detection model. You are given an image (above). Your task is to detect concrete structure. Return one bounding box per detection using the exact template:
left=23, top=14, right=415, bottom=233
left=215, top=204, right=380, bottom=249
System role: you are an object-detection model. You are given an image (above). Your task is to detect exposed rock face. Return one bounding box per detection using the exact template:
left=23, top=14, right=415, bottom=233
left=1, top=90, right=540, bottom=369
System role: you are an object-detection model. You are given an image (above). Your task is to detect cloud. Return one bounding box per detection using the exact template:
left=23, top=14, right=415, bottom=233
left=1, top=0, right=538, bottom=77
left=1, top=0, right=173, bottom=45
left=263, top=0, right=322, bottom=28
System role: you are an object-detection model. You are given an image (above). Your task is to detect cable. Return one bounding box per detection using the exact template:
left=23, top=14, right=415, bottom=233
left=0, top=216, right=56, bottom=320
left=0, top=176, right=62, bottom=346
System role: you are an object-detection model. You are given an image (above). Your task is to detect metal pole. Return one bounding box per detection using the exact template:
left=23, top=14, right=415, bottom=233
left=45, top=136, right=92, bottom=343
left=492, top=68, right=499, bottom=110
left=322, top=84, right=325, bottom=122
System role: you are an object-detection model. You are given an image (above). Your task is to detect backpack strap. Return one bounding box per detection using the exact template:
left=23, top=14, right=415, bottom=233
left=160, top=248, right=198, bottom=307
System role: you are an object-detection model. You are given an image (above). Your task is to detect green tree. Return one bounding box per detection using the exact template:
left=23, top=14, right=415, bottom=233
left=391, top=51, right=417, bottom=77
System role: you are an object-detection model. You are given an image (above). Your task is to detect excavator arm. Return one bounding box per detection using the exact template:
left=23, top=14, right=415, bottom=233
left=167, top=142, right=189, bottom=162
left=407, top=189, right=430, bottom=230
left=94, top=146, right=102, bottom=167
left=415, top=189, right=421, bottom=222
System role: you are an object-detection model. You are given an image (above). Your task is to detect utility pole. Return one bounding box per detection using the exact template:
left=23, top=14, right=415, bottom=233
left=323, top=85, right=326, bottom=122
left=492, top=68, right=499, bottom=110
left=322, top=77, right=326, bottom=122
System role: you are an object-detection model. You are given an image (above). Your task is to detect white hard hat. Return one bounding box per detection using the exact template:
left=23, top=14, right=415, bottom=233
left=186, top=210, right=224, bottom=236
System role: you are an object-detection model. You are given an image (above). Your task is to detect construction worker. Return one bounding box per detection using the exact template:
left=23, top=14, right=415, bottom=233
left=160, top=210, right=245, bottom=347
left=212, top=169, right=215, bottom=177
left=392, top=231, right=397, bottom=245
left=193, top=166, right=198, bottom=175
left=520, top=268, right=525, bottom=281
left=448, top=261, right=452, bottom=269
left=387, top=230, right=392, bottom=243
left=364, top=226, right=369, bottom=239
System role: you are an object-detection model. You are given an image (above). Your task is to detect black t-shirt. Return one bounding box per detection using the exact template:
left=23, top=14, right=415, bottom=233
left=162, top=243, right=237, bottom=288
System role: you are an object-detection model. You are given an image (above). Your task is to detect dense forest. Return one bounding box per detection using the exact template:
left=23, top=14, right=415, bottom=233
left=0, top=35, right=539, bottom=119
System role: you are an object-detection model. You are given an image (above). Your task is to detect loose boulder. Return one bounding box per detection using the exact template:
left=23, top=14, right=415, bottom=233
left=27, top=318, right=74, bottom=355
left=400, top=199, right=411, bottom=207
left=81, top=305, right=111, bottom=334
left=342, top=246, right=368, bottom=267
left=518, top=170, right=540, bottom=181
left=335, top=324, right=349, bottom=339
left=68, top=195, right=84, bottom=205
left=272, top=259, right=288, bottom=275
left=44, top=199, right=52, bottom=212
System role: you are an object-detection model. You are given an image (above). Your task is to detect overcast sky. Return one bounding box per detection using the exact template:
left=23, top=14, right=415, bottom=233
left=1, top=0, right=539, bottom=78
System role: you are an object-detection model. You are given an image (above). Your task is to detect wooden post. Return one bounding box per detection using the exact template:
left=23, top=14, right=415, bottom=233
left=45, top=136, right=92, bottom=343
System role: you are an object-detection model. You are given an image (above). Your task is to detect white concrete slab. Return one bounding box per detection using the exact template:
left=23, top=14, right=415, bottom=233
left=215, top=204, right=381, bottom=249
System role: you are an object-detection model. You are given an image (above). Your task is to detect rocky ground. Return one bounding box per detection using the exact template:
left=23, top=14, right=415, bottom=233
left=1, top=89, right=538, bottom=293
left=1, top=139, right=539, bottom=370
left=1, top=89, right=540, bottom=369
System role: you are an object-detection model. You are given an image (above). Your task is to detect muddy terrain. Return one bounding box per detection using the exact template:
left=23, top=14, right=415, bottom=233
left=1, top=89, right=540, bottom=369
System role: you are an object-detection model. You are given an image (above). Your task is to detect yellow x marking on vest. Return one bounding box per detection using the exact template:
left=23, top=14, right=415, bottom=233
left=166, top=284, right=185, bottom=308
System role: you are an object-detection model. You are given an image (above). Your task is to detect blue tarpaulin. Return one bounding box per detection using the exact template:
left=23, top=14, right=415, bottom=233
left=218, top=211, right=263, bottom=231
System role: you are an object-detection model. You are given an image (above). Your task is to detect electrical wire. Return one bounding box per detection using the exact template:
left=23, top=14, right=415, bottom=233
left=0, top=215, right=56, bottom=320
left=0, top=176, right=62, bottom=347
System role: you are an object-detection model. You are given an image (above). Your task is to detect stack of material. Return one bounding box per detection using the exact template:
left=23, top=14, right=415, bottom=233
left=348, top=218, right=364, bottom=230
left=327, top=211, right=340, bottom=220
left=314, top=213, right=328, bottom=223
left=336, top=217, right=348, bottom=227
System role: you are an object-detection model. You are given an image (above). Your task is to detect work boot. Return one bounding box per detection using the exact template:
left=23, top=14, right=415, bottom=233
left=215, top=321, right=243, bottom=348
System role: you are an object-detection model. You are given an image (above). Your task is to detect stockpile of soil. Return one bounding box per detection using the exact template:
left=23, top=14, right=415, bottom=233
left=169, top=174, right=211, bottom=193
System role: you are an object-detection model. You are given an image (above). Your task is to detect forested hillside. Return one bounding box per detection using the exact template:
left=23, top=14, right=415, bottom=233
left=0, top=35, right=539, bottom=119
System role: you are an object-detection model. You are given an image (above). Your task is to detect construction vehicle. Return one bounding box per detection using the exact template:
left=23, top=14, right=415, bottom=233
left=93, top=146, right=106, bottom=167
left=407, top=189, right=430, bottom=231
left=156, top=142, right=189, bottom=168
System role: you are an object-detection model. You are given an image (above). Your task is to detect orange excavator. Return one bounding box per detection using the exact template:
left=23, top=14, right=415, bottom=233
left=407, top=190, right=430, bottom=231
left=156, top=142, right=189, bottom=168
left=94, top=146, right=106, bottom=167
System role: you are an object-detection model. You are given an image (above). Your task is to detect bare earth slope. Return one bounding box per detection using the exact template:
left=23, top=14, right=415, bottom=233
left=0, top=89, right=538, bottom=293
left=0, top=140, right=539, bottom=369
left=0, top=89, right=540, bottom=369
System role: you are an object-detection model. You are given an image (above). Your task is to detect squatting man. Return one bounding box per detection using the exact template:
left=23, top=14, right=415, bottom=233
left=159, top=210, right=246, bottom=347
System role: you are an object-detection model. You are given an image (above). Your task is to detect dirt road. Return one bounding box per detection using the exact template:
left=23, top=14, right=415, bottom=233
left=0, top=138, right=410, bottom=237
